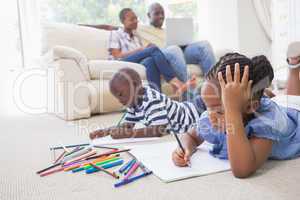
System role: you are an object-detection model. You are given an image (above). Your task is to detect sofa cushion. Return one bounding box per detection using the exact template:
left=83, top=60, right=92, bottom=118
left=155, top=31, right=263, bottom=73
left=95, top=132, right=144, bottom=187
left=88, top=60, right=147, bottom=80
left=41, top=23, right=109, bottom=60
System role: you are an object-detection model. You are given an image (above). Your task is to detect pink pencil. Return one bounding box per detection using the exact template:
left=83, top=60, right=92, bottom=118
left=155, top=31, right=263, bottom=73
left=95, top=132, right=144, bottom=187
left=123, top=162, right=140, bottom=180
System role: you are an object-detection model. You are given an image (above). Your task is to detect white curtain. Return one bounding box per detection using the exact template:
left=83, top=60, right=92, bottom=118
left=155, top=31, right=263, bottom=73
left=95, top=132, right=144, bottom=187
left=252, top=0, right=273, bottom=41
left=17, top=0, right=42, bottom=68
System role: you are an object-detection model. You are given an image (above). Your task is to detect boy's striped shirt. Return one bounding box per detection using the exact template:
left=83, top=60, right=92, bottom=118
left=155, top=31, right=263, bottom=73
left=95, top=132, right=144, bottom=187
left=124, top=86, right=201, bottom=133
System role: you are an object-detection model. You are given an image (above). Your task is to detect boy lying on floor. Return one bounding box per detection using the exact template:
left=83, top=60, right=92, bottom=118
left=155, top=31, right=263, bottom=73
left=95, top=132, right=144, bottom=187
left=89, top=68, right=206, bottom=139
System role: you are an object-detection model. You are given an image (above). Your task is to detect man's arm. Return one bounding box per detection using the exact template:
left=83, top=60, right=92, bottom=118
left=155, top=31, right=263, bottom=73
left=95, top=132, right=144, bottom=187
left=78, top=24, right=119, bottom=31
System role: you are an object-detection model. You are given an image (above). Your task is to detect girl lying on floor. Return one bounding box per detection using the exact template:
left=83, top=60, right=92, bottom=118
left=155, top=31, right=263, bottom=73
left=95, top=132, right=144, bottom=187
left=172, top=52, right=300, bottom=178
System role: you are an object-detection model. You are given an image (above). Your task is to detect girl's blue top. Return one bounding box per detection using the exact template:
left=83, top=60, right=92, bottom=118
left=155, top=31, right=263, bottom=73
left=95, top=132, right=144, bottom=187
left=196, top=97, right=300, bottom=160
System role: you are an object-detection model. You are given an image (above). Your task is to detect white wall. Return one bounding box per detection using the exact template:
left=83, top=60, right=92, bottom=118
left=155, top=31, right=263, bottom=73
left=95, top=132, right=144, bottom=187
left=197, top=0, right=271, bottom=58
left=198, top=0, right=239, bottom=51
left=238, top=0, right=271, bottom=57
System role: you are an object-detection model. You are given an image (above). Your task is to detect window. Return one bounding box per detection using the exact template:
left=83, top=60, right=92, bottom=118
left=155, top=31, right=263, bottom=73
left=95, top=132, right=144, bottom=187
left=0, top=1, right=23, bottom=69
left=40, top=0, right=200, bottom=36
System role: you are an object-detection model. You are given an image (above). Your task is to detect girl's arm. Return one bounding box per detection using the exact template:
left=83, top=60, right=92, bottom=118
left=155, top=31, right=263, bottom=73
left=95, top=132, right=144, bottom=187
left=110, top=48, right=144, bottom=59
left=225, top=110, right=273, bottom=178
left=218, top=64, right=273, bottom=178
left=172, top=128, right=204, bottom=167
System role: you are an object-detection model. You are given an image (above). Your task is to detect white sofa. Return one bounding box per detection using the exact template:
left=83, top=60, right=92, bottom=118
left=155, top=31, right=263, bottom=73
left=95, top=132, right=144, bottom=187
left=41, top=23, right=228, bottom=121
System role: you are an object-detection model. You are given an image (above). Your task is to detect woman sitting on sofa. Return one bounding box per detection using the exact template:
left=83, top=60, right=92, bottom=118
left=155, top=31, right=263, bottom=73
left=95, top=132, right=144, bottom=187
left=108, top=8, right=194, bottom=93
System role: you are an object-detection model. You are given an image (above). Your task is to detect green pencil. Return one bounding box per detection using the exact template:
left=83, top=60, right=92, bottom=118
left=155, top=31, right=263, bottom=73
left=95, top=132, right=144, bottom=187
left=116, top=111, right=127, bottom=127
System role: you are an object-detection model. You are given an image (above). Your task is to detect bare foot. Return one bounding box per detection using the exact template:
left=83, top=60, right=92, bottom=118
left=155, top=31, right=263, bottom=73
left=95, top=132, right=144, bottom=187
left=175, top=75, right=198, bottom=95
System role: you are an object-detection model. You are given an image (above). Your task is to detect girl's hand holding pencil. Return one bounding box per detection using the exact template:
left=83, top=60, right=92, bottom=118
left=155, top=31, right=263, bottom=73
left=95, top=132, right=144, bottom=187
left=172, top=147, right=192, bottom=167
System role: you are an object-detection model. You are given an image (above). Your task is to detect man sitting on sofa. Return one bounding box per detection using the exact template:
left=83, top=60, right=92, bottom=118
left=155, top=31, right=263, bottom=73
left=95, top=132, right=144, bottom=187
left=138, top=2, right=216, bottom=78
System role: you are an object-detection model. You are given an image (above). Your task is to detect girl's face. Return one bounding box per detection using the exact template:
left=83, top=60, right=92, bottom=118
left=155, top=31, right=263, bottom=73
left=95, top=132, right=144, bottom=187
left=201, top=80, right=226, bottom=132
left=123, top=11, right=138, bottom=30
left=201, top=80, right=259, bottom=132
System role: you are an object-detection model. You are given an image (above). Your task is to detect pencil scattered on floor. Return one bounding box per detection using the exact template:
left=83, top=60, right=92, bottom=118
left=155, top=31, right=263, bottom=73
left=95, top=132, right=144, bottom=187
left=37, top=143, right=152, bottom=188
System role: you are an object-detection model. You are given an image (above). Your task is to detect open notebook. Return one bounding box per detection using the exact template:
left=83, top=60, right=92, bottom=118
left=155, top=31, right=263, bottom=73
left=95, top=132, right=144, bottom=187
left=129, top=141, right=231, bottom=182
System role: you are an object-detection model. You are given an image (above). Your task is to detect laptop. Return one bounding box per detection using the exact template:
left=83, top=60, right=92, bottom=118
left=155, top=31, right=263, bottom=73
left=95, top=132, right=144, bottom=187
left=165, top=18, right=194, bottom=47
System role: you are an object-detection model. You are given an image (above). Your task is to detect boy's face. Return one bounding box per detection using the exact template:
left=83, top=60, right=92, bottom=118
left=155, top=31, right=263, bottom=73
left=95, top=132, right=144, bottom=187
left=148, top=5, right=165, bottom=28
left=201, top=80, right=225, bottom=132
left=110, top=80, right=138, bottom=108
left=123, top=11, right=138, bottom=30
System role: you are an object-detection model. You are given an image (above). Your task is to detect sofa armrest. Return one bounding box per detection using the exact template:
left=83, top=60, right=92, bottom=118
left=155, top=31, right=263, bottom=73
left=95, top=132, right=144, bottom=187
left=51, top=45, right=91, bottom=81
left=53, top=59, right=92, bottom=121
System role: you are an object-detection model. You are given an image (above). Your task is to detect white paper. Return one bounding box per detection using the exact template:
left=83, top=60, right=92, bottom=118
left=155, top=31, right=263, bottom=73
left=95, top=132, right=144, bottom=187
left=130, top=142, right=231, bottom=182
left=92, top=135, right=161, bottom=146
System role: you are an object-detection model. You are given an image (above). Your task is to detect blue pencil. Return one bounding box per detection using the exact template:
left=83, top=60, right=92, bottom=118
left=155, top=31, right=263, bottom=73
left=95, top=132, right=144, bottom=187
left=119, top=159, right=135, bottom=174
left=114, top=171, right=153, bottom=188
left=123, top=159, right=136, bottom=175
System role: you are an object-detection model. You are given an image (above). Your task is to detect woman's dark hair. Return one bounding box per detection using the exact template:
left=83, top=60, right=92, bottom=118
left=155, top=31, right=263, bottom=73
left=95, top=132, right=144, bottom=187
left=206, top=52, right=274, bottom=100
left=119, top=8, right=133, bottom=23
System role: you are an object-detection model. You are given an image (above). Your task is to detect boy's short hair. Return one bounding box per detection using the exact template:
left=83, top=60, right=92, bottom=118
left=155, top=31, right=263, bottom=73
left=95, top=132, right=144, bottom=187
left=110, top=67, right=142, bottom=90
left=119, top=8, right=133, bottom=23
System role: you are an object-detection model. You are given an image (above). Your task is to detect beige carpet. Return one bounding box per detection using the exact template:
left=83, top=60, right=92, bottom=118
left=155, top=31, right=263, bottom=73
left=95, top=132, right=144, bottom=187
left=1, top=112, right=300, bottom=200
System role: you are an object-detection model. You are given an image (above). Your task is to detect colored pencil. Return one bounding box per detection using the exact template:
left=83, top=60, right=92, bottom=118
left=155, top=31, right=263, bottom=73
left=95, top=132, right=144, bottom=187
left=36, top=163, right=61, bottom=174
left=118, top=159, right=135, bottom=173
left=89, top=163, right=119, bottom=179
left=63, top=150, right=96, bottom=166
left=124, top=162, right=139, bottom=179
left=123, top=159, right=136, bottom=175
left=174, top=133, right=192, bottom=167
left=39, top=167, right=64, bottom=177
left=61, top=146, right=93, bottom=163
left=126, top=152, right=148, bottom=173
left=93, top=145, right=119, bottom=150
left=53, top=150, right=66, bottom=164
left=86, top=149, right=130, bottom=160
left=86, top=159, right=124, bottom=174
left=72, top=157, right=121, bottom=173
left=64, top=146, right=84, bottom=157
left=114, top=171, right=152, bottom=188
left=64, top=154, right=118, bottom=171
left=117, top=112, right=127, bottom=127
left=50, top=143, right=90, bottom=151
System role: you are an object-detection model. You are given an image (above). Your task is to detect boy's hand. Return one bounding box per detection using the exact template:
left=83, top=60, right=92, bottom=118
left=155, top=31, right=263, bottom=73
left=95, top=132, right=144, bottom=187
left=218, top=63, right=253, bottom=112
left=172, top=147, right=192, bottom=167
left=89, top=129, right=109, bottom=140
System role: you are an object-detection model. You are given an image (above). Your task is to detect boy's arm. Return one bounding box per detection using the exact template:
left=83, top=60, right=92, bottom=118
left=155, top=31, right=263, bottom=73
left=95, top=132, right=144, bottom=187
left=89, top=122, right=134, bottom=139
left=110, top=124, right=168, bottom=139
